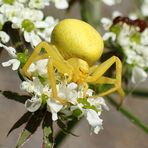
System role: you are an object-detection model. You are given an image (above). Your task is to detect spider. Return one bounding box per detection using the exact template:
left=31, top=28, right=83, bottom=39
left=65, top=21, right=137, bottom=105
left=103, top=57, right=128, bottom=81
left=22, top=19, right=125, bottom=105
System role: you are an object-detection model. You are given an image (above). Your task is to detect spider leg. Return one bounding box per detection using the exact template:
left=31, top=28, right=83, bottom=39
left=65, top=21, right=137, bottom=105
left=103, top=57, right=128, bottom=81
left=22, top=41, right=73, bottom=80
left=48, top=57, right=67, bottom=104
left=87, top=56, right=125, bottom=104
left=95, top=76, right=116, bottom=84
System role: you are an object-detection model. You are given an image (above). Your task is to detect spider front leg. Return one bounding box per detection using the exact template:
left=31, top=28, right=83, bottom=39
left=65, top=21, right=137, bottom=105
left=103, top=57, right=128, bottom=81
left=22, top=41, right=73, bottom=80
left=87, top=56, right=125, bottom=104
left=47, top=57, right=68, bottom=104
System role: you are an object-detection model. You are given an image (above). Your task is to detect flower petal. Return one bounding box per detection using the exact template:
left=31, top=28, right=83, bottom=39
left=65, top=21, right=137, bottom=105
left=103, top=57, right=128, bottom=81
left=47, top=99, right=63, bottom=121
left=131, top=66, right=147, bottom=83
left=55, top=0, right=68, bottom=9
left=103, top=32, right=116, bottom=41
left=25, top=97, right=41, bottom=112
left=101, top=17, right=112, bottom=30
left=2, top=59, right=20, bottom=70
left=86, top=109, right=103, bottom=134
left=0, top=31, right=10, bottom=43
left=102, top=0, right=121, bottom=6
left=0, top=43, right=17, bottom=57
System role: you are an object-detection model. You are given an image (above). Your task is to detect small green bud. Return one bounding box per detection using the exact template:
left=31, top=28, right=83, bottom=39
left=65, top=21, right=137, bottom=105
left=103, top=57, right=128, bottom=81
left=0, top=23, right=3, bottom=30
left=110, top=24, right=121, bottom=36
left=77, top=98, right=90, bottom=107
left=22, top=19, right=35, bottom=32
left=3, top=0, right=15, bottom=4
left=17, top=52, right=28, bottom=66
left=73, top=109, right=82, bottom=117
left=130, top=32, right=140, bottom=44
left=38, top=75, right=47, bottom=84
left=41, top=94, right=48, bottom=105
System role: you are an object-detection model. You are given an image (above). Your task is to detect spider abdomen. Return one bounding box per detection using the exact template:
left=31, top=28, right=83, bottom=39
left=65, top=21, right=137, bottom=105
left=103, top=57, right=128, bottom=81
left=51, top=19, right=104, bottom=65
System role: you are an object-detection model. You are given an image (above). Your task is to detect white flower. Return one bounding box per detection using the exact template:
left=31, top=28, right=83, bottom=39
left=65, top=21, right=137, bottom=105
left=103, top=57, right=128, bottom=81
left=0, top=13, right=6, bottom=25
left=88, top=97, right=109, bottom=111
left=25, top=96, right=42, bottom=112
left=131, top=66, right=147, bottom=83
left=86, top=89, right=94, bottom=96
left=28, top=59, right=48, bottom=75
left=103, top=32, right=116, bottom=41
left=53, top=0, right=68, bottom=9
left=2, top=59, right=20, bottom=70
left=101, top=17, right=112, bottom=30
left=36, top=16, right=58, bottom=42
left=141, top=29, right=148, bottom=46
left=0, top=31, right=10, bottom=43
left=141, top=2, right=148, bottom=17
left=21, top=77, right=46, bottom=95
left=86, top=109, right=103, bottom=134
left=24, top=31, right=41, bottom=47
left=57, top=83, right=78, bottom=104
left=0, top=43, right=17, bottom=57
left=29, top=0, right=50, bottom=9
left=129, top=13, right=138, bottom=20
left=20, top=81, right=35, bottom=93
left=112, top=11, right=122, bottom=19
left=102, top=0, right=122, bottom=6
left=117, top=24, right=131, bottom=46
left=18, top=0, right=28, bottom=3
left=47, top=99, right=63, bottom=121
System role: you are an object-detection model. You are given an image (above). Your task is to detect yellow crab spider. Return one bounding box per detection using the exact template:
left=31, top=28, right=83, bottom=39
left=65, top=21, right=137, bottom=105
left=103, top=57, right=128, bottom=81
left=22, top=19, right=125, bottom=104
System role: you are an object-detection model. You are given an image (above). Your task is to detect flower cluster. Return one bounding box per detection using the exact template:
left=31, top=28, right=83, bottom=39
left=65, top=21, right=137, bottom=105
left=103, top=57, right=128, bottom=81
left=1, top=46, right=108, bottom=135
left=101, top=16, right=148, bottom=83
left=0, top=0, right=68, bottom=46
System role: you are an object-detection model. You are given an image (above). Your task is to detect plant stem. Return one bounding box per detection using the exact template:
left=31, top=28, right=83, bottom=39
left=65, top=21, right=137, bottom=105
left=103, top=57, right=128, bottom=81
left=80, top=0, right=101, bottom=29
left=125, top=89, right=148, bottom=98
left=54, top=118, right=79, bottom=148
left=106, top=96, right=148, bottom=133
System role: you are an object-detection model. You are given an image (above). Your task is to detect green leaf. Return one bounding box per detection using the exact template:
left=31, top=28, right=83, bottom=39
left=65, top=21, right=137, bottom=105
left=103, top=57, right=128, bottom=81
left=55, top=117, right=79, bottom=148
left=57, top=119, right=78, bottom=137
left=107, top=96, right=148, bottom=133
left=1, top=90, right=30, bottom=104
left=42, top=112, right=54, bottom=148
left=16, top=109, right=45, bottom=147
left=7, top=112, right=32, bottom=136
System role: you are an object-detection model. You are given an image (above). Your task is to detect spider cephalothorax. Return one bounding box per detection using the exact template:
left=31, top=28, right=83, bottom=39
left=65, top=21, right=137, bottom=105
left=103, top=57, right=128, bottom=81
left=22, top=19, right=125, bottom=104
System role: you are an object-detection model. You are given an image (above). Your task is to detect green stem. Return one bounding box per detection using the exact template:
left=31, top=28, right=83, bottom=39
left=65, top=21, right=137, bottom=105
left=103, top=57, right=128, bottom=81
left=80, top=0, right=101, bottom=29
left=106, top=96, right=148, bottom=133
left=54, top=118, right=79, bottom=148
left=135, top=0, right=143, bottom=8
left=125, top=89, right=148, bottom=98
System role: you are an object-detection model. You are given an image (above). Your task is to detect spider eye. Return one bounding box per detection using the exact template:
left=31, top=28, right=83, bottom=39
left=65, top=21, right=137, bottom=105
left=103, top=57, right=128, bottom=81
left=79, top=68, right=83, bottom=72
left=79, top=68, right=88, bottom=75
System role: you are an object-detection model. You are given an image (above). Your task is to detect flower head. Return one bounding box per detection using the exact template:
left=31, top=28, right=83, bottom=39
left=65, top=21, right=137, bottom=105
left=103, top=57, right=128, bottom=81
left=102, top=16, right=148, bottom=83
left=17, top=56, right=108, bottom=134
